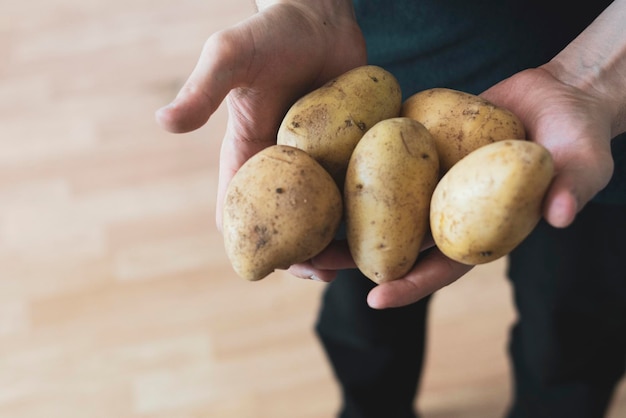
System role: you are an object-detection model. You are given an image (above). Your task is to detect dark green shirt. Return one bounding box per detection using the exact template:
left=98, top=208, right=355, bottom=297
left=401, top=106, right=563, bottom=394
left=354, top=0, right=625, bottom=204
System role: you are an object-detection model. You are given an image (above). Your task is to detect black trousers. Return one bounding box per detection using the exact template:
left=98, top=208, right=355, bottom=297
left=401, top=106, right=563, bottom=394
left=316, top=202, right=626, bottom=418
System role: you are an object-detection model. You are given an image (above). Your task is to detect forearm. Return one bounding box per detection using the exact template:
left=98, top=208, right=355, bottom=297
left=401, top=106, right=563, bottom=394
left=542, top=0, right=626, bottom=137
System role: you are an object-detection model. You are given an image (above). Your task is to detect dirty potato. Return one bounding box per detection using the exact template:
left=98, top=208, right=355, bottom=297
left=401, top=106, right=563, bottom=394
left=277, top=65, right=402, bottom=188
left=222, top=145, right=342, bottom=281
left=401, top=87, right=525, bottom=173
left=345, top=117, right=439, bottom=284
left=430, top=139, right=554, bottom=265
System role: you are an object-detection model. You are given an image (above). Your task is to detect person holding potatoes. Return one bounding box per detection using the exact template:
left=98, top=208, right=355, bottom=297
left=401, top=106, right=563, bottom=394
left=156, top=0, right=626, bottom=417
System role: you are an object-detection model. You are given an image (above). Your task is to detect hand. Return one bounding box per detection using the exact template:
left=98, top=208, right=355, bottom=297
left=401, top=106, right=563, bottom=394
left=289, top=236, right=474, bottom=309
left=290, top=67, right=617, bottom=310
left=481, top=67, right=615, bottom=228
left=155, top=1, right=366, bottom=228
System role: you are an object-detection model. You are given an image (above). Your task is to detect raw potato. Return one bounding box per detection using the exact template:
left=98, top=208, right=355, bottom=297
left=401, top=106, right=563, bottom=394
left=345, top=118, right=439, bottom=284
left=430, top=139, right=554, bottom=265
left=277, top=65, right=402, bottom=188
left=401, top=87, right=525, bottom=173
left=222, top=145, right=342, bottom=281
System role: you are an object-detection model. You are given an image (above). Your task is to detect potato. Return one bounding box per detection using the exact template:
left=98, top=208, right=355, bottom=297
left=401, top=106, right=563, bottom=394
left=401, top=87, right=525, bottom=173
left=344, top=117, right=439, bottom=284
left=430, top=139, right=554, bottom=265
left=277, top=65, right=402, bottom=188
left=222, top=145, right=342, bottom=281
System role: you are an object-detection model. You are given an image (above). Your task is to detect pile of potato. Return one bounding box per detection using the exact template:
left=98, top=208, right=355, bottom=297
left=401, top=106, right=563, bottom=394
left=222, top=66, right=555, bottom=283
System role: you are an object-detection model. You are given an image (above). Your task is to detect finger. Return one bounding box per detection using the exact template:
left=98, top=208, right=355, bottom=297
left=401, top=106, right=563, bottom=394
left=367, top=248, right=473, bottom=309
left=309, top=240, right=356, bottom=270
left=420, top=233, right=436, bottom=251
left=309, top=234, right=435, bottom=270
left=541, top=170, right=579, bottom=228
left=542, top=146, right=614, bottom=228
left=287, top=239, right=354, bottom=283
left=155, top=30, right=250, bottom=133
left=287, top=262, right=338, bottom=282
left=310, top=236, right=436, bottom=271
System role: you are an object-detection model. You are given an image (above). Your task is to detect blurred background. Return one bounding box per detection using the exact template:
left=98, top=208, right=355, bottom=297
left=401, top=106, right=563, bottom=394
left=1, top=0, right=624, bottom=417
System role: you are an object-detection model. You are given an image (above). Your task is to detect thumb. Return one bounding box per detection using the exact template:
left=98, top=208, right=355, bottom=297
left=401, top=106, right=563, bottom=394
left=542, top=146, right=614, bottom=228
left=156, top=31, right=247, bottom=133
left=542, top=169, right=581, bottom=228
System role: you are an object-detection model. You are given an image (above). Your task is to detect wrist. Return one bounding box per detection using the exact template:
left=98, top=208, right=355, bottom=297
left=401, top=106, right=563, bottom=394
left=541, top=0, right=626, bottom=137
left=543, top=56, right=626, bottom=140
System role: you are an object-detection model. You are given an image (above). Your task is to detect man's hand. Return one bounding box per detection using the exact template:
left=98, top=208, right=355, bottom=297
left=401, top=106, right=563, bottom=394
left=289, top=238, right=474, bottom=309
left=483, top=0, right=626, bottom=228
left=297, top=65, right=618, bottom=310
left=481, top=67, right=615, bottom=229
left=155, top=1, right=366, bottom=228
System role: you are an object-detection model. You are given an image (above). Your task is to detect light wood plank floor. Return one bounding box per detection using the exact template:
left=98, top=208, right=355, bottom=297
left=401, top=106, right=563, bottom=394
left=1, top=0, right=625, bottom=416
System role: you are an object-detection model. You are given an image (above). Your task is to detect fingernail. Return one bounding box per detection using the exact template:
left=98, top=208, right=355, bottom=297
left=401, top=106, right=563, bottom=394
left=156, top=102, right=172, bottom=116
left=163, top=101, right=177, bottom=111
left=308, top=274, right=322, bottom=282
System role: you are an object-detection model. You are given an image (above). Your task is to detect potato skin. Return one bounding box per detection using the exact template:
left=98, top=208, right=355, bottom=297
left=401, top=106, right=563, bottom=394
left=401, top=88, right=525, bottom=173
left=222, top=145, right=342, bottom=281
left=277, top=65, right=402, bottom=188
left=430, top=140, right=554, bottom=265
left=345, top=118, right=439, bottom=284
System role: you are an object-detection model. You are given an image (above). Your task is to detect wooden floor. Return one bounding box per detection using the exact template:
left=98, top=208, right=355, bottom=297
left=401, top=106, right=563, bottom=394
left=1, top=0, right=625, bottom=417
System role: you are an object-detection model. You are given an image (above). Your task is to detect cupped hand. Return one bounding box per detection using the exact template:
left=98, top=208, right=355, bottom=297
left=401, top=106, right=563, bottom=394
left=288, top=235, right=473, bottom=309
left=155, top=2, right=366, bottom=228
left=290, top=66, right=617, bottom=310
left=365, top=247, right=474, bottom=308
left=480, top=67, right=615, bottom=228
